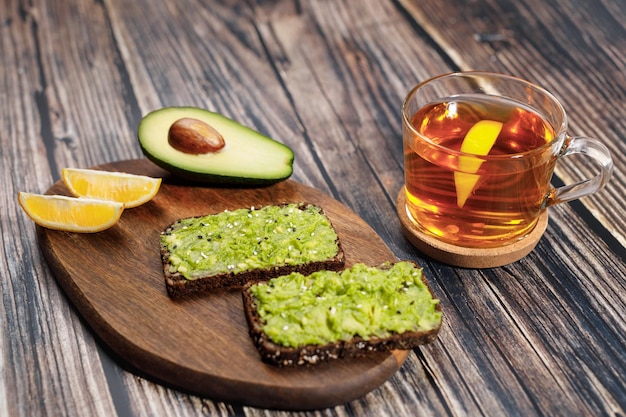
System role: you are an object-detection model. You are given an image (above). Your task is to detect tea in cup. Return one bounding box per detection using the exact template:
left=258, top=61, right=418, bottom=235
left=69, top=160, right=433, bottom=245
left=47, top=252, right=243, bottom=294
left=401, top=72, right=613, bottom=253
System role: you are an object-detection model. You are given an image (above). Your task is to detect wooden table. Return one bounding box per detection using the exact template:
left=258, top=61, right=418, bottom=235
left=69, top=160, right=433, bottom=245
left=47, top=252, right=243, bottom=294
left=2, top=0, right=624, bottom=416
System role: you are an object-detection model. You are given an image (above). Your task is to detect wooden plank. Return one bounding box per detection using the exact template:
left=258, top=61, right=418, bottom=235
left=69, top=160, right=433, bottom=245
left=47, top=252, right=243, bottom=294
left=0, top=1, right=121, bottom=416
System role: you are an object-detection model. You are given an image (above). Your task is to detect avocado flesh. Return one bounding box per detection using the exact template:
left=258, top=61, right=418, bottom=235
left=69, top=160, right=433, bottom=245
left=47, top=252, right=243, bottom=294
left=138, top=107, right=294, bottom=185
left=249, top=262, right=442, bottom=348
left=161, top=203, right=340, bottom=280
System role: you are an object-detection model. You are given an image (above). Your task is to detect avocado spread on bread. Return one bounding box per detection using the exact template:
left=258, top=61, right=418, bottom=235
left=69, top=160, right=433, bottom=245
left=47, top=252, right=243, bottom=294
left=161, top=203, right=340, bottom=280
left=248, top=262, right=442, bottom=348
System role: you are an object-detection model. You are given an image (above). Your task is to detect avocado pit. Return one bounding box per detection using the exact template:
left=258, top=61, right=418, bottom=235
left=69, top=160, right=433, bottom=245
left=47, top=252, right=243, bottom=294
left=168, top=117, right=225, bottom=154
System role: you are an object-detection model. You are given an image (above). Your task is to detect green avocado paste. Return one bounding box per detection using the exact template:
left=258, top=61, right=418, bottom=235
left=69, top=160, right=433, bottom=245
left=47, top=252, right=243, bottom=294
left=249, top=262, right=442, bottom=348
left=161, top=203, right=340, bottom=280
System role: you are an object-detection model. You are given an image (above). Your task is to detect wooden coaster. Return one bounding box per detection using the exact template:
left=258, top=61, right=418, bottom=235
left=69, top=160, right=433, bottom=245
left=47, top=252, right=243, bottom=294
left=396, top=187, right=549, bottom=268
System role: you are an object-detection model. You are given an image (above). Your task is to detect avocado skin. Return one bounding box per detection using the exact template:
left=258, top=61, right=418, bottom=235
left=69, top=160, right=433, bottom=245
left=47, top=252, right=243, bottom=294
left=139, top=151, right=292, bottom=186
left=137, top=107, right=295, bottom=186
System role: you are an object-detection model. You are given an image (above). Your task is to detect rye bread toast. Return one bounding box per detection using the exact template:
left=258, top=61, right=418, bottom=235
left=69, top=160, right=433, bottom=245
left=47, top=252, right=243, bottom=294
left=160, top=203, right=344, bottom=297
left=242, top=261, right=442, bottom=367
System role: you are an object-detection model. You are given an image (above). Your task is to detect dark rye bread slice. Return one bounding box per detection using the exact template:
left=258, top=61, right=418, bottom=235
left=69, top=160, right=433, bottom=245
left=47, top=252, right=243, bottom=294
left=242, top=261, right=442, bottom=367
left=160, top=203, right=344, bottom=297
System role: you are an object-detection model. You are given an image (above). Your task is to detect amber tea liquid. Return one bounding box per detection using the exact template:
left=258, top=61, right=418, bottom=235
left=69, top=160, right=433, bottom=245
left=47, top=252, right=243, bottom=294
left=404, top=95, right=558, bottom=247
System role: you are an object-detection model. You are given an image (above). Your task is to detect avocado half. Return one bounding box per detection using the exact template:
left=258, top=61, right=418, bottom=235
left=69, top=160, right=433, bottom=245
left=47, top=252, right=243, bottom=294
left=137, top=107, right=294, bottom=185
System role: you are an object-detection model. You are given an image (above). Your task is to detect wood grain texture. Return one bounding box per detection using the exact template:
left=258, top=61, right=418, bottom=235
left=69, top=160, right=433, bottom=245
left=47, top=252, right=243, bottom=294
left=36, top=159, right=410, bottom=410
left=1, top=0, right=624, bottom=415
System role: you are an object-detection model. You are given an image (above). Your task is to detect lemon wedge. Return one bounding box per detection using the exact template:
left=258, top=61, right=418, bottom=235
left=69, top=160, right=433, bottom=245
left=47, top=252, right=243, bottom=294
left=18, top=192, right=124, bottom=233
left=454, top=120, right=503, bottom=207
left=62, top=168, right=161, bottom=208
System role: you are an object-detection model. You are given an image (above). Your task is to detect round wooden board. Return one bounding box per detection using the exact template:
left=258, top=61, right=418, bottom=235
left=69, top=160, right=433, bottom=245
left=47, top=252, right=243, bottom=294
left=36, top=159, right=408, bottom=410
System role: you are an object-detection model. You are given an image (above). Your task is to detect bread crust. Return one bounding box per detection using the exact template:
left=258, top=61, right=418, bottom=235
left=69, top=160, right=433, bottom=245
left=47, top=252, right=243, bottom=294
left=242, top=261, right=442, bottom=367
left=161, top=203, right=345, bottom=298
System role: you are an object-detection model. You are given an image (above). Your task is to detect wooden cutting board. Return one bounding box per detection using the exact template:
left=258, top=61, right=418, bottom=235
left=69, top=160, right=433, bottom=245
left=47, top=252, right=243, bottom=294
left=37, top=159, right=409, bottom=410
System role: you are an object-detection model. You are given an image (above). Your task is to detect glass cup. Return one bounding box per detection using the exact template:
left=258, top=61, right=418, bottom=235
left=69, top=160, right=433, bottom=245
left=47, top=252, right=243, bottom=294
left=402, top=72, right=613, bottom=248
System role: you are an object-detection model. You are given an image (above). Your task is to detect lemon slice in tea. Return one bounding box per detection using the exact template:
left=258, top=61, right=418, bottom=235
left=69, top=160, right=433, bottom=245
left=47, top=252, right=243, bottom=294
left=62, top=168, right=161, bottom=208
left=454, top=120, right=503, bottom=207
left=18, top=192, right=124, bottom=233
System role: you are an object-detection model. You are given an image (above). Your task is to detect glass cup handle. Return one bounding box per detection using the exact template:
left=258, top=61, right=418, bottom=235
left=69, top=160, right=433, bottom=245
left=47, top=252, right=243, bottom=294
left=544, top=136, right=614, bottom=207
